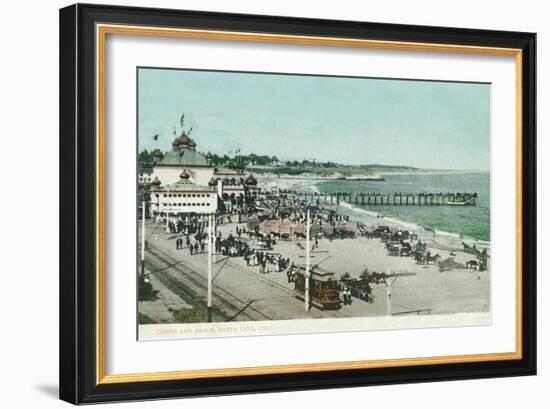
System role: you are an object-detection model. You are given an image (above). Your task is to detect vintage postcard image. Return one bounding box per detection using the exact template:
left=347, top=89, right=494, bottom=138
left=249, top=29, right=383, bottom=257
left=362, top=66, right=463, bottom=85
left=136, top=68, right=491, bottom=340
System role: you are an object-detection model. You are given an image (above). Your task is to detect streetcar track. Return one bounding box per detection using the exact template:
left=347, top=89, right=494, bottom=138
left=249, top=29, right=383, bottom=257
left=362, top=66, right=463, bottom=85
left=147, top=243, right=351, bottom=321
left=146, top=244, right=272, bottom=321
left=223, top=259, right=351, bottom=318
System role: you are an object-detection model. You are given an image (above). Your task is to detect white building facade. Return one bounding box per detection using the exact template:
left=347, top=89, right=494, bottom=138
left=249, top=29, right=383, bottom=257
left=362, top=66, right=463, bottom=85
left=148, top=130, right=248, bottom=210
left=149, top=179, right=218, bottom=216
left=151, top=131, right=214, bottom=185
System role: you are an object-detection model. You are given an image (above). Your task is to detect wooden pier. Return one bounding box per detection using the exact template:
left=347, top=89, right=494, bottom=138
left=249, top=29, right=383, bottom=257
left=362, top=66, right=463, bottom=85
left=286, top=191, right=477, bottom=206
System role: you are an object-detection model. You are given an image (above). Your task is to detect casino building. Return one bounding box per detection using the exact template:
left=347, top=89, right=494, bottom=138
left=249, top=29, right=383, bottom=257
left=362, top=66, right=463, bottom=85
left=147, top=130, right=252, bottom=215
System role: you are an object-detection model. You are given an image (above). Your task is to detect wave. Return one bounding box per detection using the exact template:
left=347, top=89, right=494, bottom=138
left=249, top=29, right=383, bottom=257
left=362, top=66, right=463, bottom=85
left=294, top=180, right=321, bottom=194
left=434, top=229, right=461, bottom=239
left=338, top=201, right=378, bottom=217
left=337, top=201, right=423, bottom=232
left=308, top=184, right=321, bottom=194
left=332, top=200, right=489, bottom=248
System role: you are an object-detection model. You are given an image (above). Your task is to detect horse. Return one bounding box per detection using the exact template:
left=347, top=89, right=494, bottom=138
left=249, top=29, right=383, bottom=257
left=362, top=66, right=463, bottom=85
left=466, top=260, right=479, bottom=271
left=426, top=253, right=441, bottom=264
left=462, top=242, right=482, bottom=257
left=370, top=272, right=386, bottom=284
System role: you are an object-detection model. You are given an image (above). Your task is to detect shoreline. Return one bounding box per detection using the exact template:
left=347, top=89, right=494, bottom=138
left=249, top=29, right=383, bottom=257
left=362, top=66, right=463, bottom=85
left=256, top=174, right=490, bottom=251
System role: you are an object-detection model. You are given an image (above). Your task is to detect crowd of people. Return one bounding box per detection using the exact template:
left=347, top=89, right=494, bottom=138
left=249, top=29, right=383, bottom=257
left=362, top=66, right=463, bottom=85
left=259, top=197, right=351, bottom=228
left=174, top=234, right=207, bottom=256
left=150, top=192, right=376, bottom=309
left=244, top=250, right=290, bottom=274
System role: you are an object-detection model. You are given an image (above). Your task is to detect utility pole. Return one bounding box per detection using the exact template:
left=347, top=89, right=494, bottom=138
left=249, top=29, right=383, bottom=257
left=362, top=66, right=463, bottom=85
left=305, top=207, right=310, bottom=312
left=141, top=201, right=145, bottom=276
left=385, top=275, right=397, bottom=316
left=212, top=212, right=216, bottom=265
left=207, top=213, right=213, bottom=322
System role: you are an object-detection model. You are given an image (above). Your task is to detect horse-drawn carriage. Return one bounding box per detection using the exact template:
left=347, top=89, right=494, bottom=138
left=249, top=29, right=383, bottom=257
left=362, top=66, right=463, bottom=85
left=414, top=250, right=425, bottom=264
left=254, top=236, right=274, bottom=250
left=462, top=242, right=489, bottom=271
left=462, top=241, right=481, bottom=257
left=373, top=226, right=390, bottom=239
left=220, top=237, right=249, bottom=257
left=294, top=267, right=341, bottom=310
left=387, top=243, right=400, bottom=256
left=340, top=272, right=374, bottom=302
left=399, top=241, right=413, bottom=257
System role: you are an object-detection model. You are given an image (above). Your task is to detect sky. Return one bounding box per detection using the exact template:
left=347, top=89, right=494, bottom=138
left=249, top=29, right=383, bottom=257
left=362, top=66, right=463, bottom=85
left=138, top=68, right=490, bottom=171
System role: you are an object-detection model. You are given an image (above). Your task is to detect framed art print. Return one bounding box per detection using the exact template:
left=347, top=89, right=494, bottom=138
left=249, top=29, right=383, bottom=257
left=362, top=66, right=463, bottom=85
left=59, top=4, right=536, bottom=404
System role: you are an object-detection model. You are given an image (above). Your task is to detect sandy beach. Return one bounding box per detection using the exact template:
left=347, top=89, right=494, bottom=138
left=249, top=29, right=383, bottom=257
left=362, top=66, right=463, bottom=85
left=139, top=216, right=490, bottom=325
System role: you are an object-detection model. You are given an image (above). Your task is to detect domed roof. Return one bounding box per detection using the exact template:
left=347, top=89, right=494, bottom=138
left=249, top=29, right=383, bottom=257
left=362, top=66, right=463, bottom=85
left=153, top=149, right=163, bottom=157
left=206, top=151, right=213, bottom=159
left=179, top=169, right=190, bottom=179
left=245, top=174, right=257, bottom=185
left=151, top=177, right=161, bottom=186
left=208, top=177, right=218, bottom=186
left=172, top=131, right=196, bottom=147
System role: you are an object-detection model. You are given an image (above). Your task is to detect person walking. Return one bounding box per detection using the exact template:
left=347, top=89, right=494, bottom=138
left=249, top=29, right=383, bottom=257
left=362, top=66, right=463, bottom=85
left=342, top=287, right=349, bottom=305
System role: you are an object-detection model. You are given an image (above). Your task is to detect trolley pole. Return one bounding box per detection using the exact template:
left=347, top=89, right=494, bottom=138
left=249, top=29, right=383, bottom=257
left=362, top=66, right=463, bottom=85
left=141, top=201, right=145, bottom=277
left=305, top=207, right=310, bottom=312
left=207, top=213, right=213, bottom=322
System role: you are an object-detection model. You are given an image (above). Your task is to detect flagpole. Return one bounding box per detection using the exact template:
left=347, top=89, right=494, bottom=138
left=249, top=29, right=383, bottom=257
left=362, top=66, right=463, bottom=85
left=207, top=214, right=213, bottom=322
left=305, top=207, right=310, bottom=312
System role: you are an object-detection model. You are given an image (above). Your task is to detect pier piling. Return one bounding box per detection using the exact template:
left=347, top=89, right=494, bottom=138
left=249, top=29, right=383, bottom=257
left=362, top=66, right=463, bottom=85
left=289, top=190, right=477, bottom=206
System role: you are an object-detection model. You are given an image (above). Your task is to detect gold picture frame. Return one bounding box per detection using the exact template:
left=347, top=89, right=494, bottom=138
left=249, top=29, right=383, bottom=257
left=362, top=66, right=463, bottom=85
left=60, top=4, right=536, bottom=404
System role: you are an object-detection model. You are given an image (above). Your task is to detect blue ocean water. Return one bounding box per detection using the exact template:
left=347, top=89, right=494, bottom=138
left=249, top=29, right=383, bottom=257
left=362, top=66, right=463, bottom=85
left=308, top=172, right=490, bottom=243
